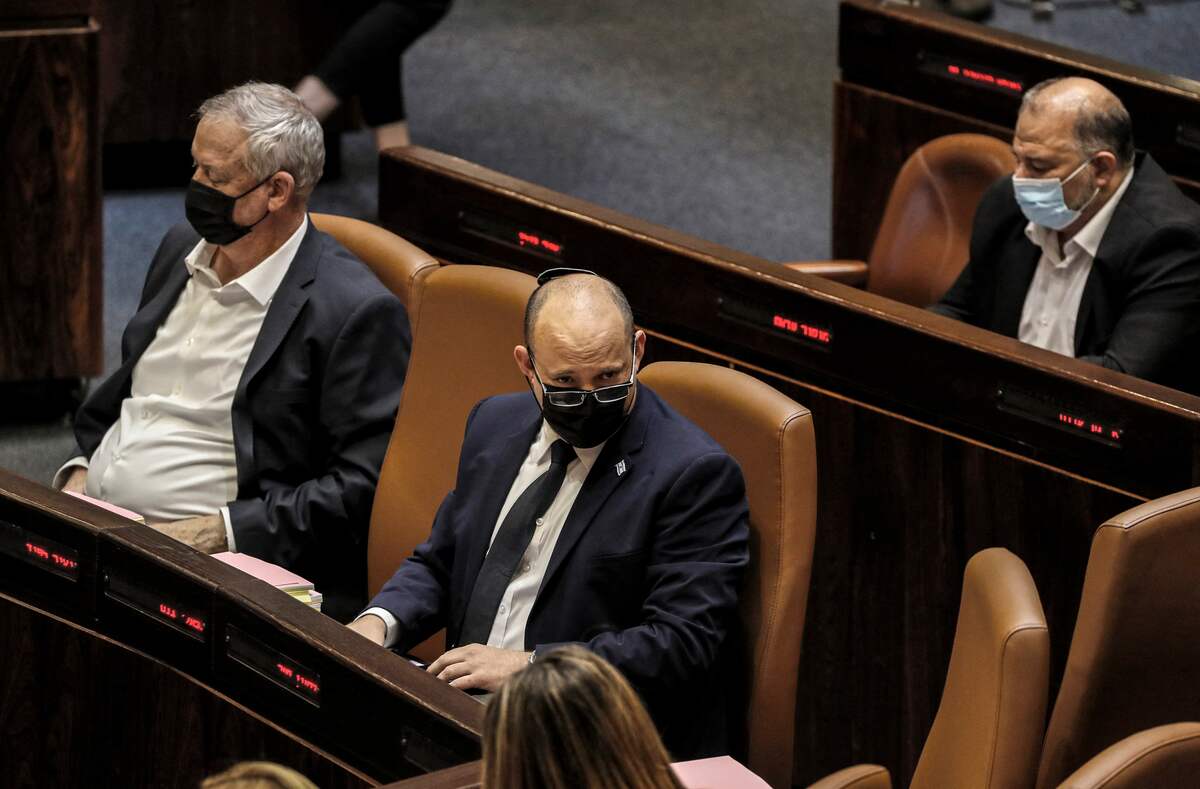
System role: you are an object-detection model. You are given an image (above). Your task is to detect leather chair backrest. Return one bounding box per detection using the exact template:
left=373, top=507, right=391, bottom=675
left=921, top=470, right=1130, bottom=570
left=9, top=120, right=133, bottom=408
left=637, top=361, right=817, bottom=789
left=310, top=213, right=440, bottom=328
left=866, top=133, right=1015, bottom=307
left=1036, top=488, right=1200, bottom=788
left=910, top=547, right=1049, bottom=789
left=367, top=265, right=537, bottom=658
left=1057, top=723, right=1200, bottom=789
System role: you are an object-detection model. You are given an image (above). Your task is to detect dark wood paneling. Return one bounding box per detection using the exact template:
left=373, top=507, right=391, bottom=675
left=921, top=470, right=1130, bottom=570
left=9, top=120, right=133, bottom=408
left=384, top=761, right=482, bottom=789
left=95, top=0, right=339, bottom=145
left=832, top=82, right=1010, bottom=263
left=834, top=0, right=1200, bottom=260
left=0, top=592, right=371, bottom=789
left=377, top=146, right=1192, bottom=787
left=0, top=469, right=485, bottom=787
left=0, top=20, right=101, bottom=381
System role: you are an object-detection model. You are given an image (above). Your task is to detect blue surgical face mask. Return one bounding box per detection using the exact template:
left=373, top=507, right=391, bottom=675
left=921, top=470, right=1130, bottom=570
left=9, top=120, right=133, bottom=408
left=1012, top=157, right=1098, bottom=231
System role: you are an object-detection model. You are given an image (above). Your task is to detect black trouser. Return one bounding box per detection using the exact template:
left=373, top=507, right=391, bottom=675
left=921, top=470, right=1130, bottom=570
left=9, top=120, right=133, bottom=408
left=314, top=0, right=453, bottom=126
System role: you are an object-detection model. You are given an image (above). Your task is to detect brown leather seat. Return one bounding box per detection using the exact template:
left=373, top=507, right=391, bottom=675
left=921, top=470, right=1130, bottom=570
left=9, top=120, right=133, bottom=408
left=788, top=133, right=1015, bottom=304
left=1036, top=488, right=1200, bottom=788
left=638, top=361, right=817, bottom=789
left=309, top=212, right=440, bottom=325
left=367, top=265, right=537, bottom=660
left=1057, top=723, right=1200, bottom=789
left=809, top=548, right=1049, bottom=789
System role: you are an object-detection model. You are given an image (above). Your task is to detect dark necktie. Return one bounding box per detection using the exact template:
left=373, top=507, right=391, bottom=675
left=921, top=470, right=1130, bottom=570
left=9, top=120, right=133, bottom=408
left=458, top=439, right=576, bottom=646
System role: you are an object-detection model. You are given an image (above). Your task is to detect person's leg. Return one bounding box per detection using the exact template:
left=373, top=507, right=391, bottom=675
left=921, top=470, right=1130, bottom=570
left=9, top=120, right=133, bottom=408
left=303, top=0, right=454, bottom=144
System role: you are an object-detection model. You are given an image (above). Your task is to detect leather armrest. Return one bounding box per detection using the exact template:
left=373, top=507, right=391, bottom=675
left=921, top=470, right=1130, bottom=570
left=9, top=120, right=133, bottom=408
left=783, top=259, right=869, bottom=287
left=806, top=764, right=892, bottom=789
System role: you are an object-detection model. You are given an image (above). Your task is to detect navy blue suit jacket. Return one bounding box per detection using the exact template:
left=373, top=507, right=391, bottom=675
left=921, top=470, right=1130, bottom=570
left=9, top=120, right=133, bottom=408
left=73, top=220, right=411, bottom=621
left=933, top=153, right=1200, bottom=393
left=370, top=385, right=750, bottom=757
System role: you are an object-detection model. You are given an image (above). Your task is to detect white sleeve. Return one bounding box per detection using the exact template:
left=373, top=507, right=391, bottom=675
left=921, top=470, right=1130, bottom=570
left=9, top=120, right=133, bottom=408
left=219, top=506, right=237, bottom=552
left=52, top=456, right=89, bottom=490
left=356, top=607, right=401, bottom=649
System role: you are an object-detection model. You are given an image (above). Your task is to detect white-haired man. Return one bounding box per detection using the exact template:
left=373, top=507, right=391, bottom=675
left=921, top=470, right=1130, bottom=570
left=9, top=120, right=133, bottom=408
left=55, top=83, right=410, bottom=621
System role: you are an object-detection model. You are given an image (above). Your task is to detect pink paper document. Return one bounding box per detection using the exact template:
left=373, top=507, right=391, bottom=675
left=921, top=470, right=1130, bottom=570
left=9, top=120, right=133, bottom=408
left=64, top=491, right=145, bottom=524
left=671, top=756, right=770, bottom=789
left=212, top=551, right=314, bottom=590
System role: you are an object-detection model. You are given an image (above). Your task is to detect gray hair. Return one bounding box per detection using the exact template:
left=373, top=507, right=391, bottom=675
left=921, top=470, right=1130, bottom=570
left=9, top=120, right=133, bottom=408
left=197, top=82, right=325, bottom=197
left=1021, top=77, right=1135, bottom=167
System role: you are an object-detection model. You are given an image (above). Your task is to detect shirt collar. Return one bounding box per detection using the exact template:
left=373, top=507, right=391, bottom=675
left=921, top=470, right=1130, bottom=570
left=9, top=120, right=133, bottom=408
left=182, top=215, right=308, bottom=306
left=1024, top=165, right=1135, bottom=262
left=533, top=420, right=606, bottom=472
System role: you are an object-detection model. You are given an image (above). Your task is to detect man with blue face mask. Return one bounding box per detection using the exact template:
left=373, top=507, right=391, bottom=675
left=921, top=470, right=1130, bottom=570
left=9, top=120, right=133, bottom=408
left=933, top=77, right=1200, bottom=393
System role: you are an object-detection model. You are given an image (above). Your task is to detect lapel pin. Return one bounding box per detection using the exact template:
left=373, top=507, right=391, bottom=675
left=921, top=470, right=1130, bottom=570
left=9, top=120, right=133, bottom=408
left=615, top=460, right=626, bottom=476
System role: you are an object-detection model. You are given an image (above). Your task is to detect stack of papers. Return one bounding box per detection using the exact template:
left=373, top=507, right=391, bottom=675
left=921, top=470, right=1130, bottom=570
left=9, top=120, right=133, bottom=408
left=64, top=491, right=146, bottom=524
left=212, top=551, right=322, bottom=612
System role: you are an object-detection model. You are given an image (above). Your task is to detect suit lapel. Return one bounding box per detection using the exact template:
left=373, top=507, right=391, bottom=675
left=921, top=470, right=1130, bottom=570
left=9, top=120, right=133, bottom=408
left=996, top=241, right=1040, bottom=338
left=230, top=221, right=319, bottom=488
left=1074, top=264, right=1101, bottom=354
left=238, top=223, right=319, bottom=390
left=125, top=261, right=190, bottom=363
left=539, top=394, right=651, bottom=592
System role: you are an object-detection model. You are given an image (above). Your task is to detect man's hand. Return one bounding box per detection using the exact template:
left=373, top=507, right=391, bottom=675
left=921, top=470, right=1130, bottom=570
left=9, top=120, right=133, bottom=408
left=347, top=614, right=387, bottom=646
left=427, top=644, right=531, bottom=692
left=61, top=468, right=88, bottom=494
left=149, top=514, right=227, bottom=554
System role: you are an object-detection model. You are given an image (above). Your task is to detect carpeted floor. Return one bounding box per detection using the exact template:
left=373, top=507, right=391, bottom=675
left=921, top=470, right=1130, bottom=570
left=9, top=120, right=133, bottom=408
left=2, top=0, right=1197, bottom=483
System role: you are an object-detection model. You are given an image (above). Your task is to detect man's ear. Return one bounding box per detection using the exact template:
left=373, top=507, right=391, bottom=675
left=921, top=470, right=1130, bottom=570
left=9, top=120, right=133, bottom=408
left=1092, top=151, right=1120, bottom=189
left=633, top=330, right=646, bottom=368
left=514, top=345, right=534, bottom=380
left=268, top=171, right=295, bottom=209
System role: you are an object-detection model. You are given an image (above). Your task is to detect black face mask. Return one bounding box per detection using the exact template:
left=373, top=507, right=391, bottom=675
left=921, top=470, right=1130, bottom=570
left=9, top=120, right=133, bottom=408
left=529, top=339, right=637, bottom=448
left=184, top=175, right=272, bottom=246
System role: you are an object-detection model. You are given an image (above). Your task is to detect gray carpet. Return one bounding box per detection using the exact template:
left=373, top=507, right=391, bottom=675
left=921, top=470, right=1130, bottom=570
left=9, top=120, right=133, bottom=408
left=3, top=0, right=1198, bottom=483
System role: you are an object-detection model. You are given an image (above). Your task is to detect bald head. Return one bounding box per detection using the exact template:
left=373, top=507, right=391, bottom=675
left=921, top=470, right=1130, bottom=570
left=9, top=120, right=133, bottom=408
left=1019, top=77, right=1134, bottom=166
left=523, top=274, right=634, bottom=354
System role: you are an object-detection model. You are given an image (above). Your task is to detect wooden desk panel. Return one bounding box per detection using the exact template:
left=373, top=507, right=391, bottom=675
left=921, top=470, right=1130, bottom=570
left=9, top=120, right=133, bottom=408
left=0, top=593, right=372, bottom=788
left=377, top=146, right=1195, bottom=785
left=0, top=469, right=484, bottom=787
left=0, top=18, right=101, bottom=381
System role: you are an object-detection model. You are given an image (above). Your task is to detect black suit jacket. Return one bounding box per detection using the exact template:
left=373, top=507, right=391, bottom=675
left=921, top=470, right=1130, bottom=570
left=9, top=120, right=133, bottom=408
left=933, top=153, right=1200, bottom=393
left=369, top=385, right=750, bottom=758
left=73, top=220, right=411, bottom=621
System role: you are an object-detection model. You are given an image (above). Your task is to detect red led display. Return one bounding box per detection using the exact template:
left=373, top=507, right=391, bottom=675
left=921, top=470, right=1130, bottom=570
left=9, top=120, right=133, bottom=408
left=945, top=64, right=1023, bottom=93
left=24, top=541, right=80, bottom=573
left=772, top=313, right=833, bottom=345
left=0, top=521, right=82, bottom=581
left=276, top=663, right=321, bottom=697
left=227, top=626, right=322, bottom=707
left=517, top=230, right=563, bottom=255
left=996, top=386, right=1124, bottom=448
left=460, top=211, right=566, bottom=260
left=154, top=601, right=208, bottom=634
left=105, top=570, right=208, bottom=641
left=921, top=54, right=1025, bottom=96
left=1058, top=412, right=1123, bottom=442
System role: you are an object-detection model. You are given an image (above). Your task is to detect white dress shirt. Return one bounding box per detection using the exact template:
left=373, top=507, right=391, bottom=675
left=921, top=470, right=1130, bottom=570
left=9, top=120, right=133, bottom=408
left=55, top=218, right=307, bottom=548
left=1018, top=166, right=1134, bottom=356
left=364, top=421, right=606, bottom=651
